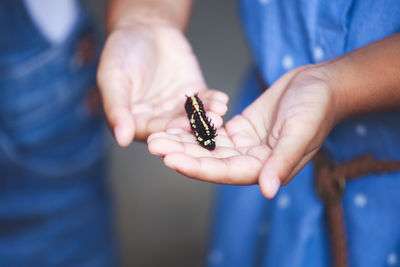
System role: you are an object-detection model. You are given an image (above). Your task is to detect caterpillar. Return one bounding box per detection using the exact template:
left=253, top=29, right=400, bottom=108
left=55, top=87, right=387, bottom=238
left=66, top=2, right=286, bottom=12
left=185, top=93, right=216, bottom=150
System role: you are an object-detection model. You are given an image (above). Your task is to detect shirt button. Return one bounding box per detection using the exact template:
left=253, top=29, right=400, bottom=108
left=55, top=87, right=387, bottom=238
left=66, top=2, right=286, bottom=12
left=313, top=46, right=325, bottom=61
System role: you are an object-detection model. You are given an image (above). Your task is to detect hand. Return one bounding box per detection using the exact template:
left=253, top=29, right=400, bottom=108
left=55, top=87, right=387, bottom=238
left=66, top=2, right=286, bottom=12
left=97, top=22, right=228, bottom=146
left=148, top=65, right=339, bottom=198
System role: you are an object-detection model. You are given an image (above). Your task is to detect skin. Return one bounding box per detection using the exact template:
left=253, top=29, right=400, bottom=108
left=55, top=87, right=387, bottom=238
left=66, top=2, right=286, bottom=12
left=148, top=34, right=400, bottom=198
left=97, top=0, right=228, bottom=146
left=99, top=0, right=400, bottom=198
left=148, top=65, right=335, bottom=198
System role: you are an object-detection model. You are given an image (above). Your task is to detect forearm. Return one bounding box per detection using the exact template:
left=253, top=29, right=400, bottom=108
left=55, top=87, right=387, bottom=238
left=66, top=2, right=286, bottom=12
left=324, top=33, right=400, bottom=122
left=106, top=0, right=193, bottom=33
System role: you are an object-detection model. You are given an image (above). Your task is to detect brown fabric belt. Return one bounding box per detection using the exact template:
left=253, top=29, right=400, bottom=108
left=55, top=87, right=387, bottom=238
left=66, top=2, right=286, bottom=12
left=314, top=152, right=400, bottom=267
left=255, top=70, right=400, bottom=267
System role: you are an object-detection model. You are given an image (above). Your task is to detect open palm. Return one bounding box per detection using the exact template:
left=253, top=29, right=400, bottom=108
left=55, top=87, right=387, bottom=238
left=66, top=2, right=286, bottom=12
left=148, top=66, right=337, bottom=198
left=97, top=22, right=228, bottom=146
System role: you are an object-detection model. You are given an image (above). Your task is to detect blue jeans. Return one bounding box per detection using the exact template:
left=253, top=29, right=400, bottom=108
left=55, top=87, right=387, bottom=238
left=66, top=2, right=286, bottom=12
left=0, top=4, right=117, bottom=267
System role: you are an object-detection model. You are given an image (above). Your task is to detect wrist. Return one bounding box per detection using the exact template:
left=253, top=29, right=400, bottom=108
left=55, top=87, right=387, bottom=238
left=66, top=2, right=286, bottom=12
left=314, top=59, right=350, bottom=125
left=106, top=1, right=191, bottom=34
left=107, top=11, right=176, bottom=34
left=315, top=34, right=400, bottom=122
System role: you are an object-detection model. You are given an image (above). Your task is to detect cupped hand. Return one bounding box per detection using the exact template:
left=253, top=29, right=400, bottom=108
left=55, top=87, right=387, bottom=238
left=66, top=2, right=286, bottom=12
left=148, top=65, right=339, bottom=198
left=97, top=22, right=228, bottom=146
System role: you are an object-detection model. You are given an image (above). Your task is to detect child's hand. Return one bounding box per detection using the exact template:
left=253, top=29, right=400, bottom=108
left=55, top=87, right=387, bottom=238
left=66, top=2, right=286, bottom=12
left=148, top=65, right=338, bottom=198
left=97, top=22, right=228, bottom=146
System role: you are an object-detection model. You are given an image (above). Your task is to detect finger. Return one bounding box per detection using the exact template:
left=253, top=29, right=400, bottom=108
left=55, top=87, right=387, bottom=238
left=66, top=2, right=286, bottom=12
left=148, top=131, right=238, bottom=158
left=149, top=89, right=228, bottom=115
left=199, top=89, right=229, bottom=104
left=225, top=115, right=262, bottom=147
left=214, top=128, right=235, bottom=148
left=132, top=114, right=183, bottom=140
left=113, top=108, right=135, bottom=147
left=149, top=137, right=240, bottom=158
left=204, top=112, right=223, bottom=128
left=197, top=90, right=229, bottom=116
left=148, top=127, right=234, bottom=149
left=281, top=147, right=320, bottom=185
left=148, top=128, right=203, bottom=144
left=97, top=73, right=135, bottom=147
left=143, top=111, right=223, bottom=138
left=164, top=153, right=261, bottom=184
left=259, top=125, right=312, bottom=198
left=246, top=145, right=272, bottom=163
left=166, top=112, right=224, bottom=131
left=241, top=106, right=268, bottom=141
left=206, top=99, right=228, bottom=116
left=147, top=132, right=183, bottom=145
left=148, top=136, right=210, bottom=157
left=238, top=66, right=309, bottom=142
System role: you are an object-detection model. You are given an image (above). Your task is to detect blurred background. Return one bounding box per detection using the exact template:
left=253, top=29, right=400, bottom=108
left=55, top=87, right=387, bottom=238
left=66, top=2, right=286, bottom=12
left=84, top=0, right=251, bottom=266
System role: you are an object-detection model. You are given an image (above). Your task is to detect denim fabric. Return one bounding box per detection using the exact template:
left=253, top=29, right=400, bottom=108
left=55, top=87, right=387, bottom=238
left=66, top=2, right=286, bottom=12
left=0, top=2, right=117, bottom=266
left=207, top=1, right=400, bottom=266
left=0, top=0, right=49, bottom=66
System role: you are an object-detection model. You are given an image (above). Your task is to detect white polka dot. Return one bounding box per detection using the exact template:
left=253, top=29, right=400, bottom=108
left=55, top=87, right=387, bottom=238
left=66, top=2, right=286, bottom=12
left=258, top=222, right=269, bottom=236
left=259, top=0, right=271, bottom=4
left=354, top=193, right=368, bottom=208
left=355, top=124, right=367, bottom=136
left=313, top=46, right=324, bottom=61
left=387, top=252, right=398, bottom=266
left=277, top=193, right=291, bottom=209
left=282, top=55, right=294, bottom=70
left=208, top=249, right=224, bottom=264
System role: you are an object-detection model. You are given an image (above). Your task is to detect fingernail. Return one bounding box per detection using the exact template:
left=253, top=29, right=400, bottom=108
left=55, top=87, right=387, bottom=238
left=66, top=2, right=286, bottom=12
left=115, top=116, right=131, bottom=146
left=261, top=166, right=281, bottom=198
left=114, top=125, right=124, bottom=145
left=266, top=176, right=281, bottom=198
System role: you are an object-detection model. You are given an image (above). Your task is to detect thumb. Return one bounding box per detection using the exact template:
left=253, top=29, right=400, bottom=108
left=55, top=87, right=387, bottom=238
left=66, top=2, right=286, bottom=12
left=98, top=74, right=135, bottom=147
left=258, top=124, right=311, bottom=198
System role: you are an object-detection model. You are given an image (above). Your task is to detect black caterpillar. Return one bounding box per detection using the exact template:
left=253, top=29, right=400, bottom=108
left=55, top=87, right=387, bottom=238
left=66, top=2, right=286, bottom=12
left=185, top=94, right=216, bottom=150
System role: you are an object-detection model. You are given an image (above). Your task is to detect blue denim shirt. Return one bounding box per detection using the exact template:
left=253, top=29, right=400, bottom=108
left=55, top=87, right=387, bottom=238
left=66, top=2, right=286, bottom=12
left=207, top=1, right=400, bottom=266
left=0, top=1, right=116, bottom=266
